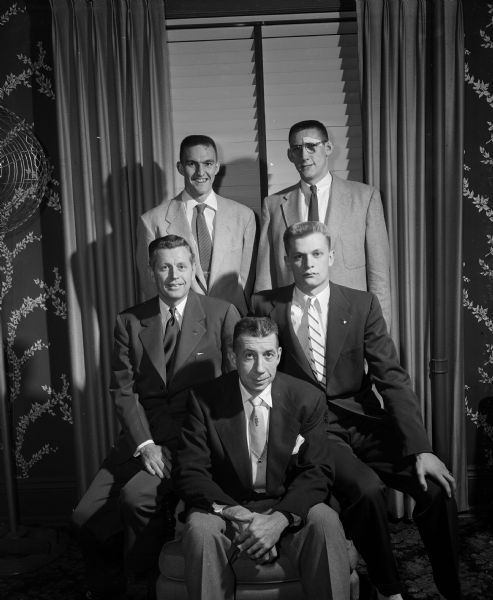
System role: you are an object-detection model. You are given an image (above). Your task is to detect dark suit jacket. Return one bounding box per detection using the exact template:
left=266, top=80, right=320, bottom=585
left=107, top=290, right=240, bottom=463
left=136, top=192, right=258, bottom=315
left=173, top=371, right=333, bottom=520
left=255, top=174, right=391, bottom=327
left=251, top=283, right=431, bottom=459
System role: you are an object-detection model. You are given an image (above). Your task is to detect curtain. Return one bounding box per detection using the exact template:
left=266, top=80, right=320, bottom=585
left=356, top=0, right=468, bottom=511
left=50, top=0, right=174, bottom=495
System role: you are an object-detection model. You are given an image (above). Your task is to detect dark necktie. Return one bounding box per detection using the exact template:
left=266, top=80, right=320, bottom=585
left=163, top=306, right=179, bottom=380
left=195, top=203, right=212, bottom=285
left=308, top=184, right=319, bottom=222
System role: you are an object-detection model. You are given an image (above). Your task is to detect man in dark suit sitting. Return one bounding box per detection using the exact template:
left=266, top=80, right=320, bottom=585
left=173, top=316, right=351, bottom=600
left=72, top=235, right=240, bottom=600
left=252, top=221, right=462, bottom=600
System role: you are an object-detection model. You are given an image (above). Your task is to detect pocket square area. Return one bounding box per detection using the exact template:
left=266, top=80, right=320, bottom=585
left=292, top=434, right=305, bottom=455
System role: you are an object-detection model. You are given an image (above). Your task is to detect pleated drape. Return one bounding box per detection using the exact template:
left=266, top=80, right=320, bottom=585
left=356, top=0, right=468, bottom=511
left=50, top=0, right=174, bottom=494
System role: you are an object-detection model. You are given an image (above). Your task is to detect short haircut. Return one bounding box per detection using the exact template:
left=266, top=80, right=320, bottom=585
left=233, top=317, right=279, bottom=352
left=179, top=135, right=218, bottom=163
left=283, top=221, right=332, bottom=255
left=288, top=120, right=329, bottom=144
left=148, top=235, right=195, bottom=266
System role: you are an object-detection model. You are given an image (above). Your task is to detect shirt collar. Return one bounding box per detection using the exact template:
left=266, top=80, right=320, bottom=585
left=239, top=380, right=273, bottom=408
left=159, top=295, right=188, bottom=321
left=300, top=169, right=332, bottom=194
left=293, top=282, right=331, bottom=310
left=182, top=189, right=217, bottom=211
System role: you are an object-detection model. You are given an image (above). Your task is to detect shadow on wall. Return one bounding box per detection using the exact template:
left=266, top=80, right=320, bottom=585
left=69, top=162, right=168, bottom=485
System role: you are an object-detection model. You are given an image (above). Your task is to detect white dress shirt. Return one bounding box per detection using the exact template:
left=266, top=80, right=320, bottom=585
left=298, top=170, right=332, bottom=223
left=182, top=189, right=217, bottom=241
left=239, top=381, right=272, bottom=492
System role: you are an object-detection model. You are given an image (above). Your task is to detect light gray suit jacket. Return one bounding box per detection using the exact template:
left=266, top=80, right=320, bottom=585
left=136, top=192, right=258, bottom=315
left=255, top=174, right=391, bottom=327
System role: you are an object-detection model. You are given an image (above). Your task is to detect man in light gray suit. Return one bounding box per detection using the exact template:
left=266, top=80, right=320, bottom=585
left=137, top=135, right=258, bottom=315
left=255, top=120, right=391, bottom=328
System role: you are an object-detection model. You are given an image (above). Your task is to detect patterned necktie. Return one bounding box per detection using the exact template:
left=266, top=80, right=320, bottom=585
left=249, top=397, right=267, bottom=462
left=163, top=306, right=179, bottom=380
left=308, top=184, right=319, bottom=221
left=249, top=397, right=267, bottom=488
left=195, top=203, right=212, bottom=285
left=306, top=297, right=326, bottom=386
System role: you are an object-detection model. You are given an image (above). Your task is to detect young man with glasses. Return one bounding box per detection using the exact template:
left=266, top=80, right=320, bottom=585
left=255, top=119, right=392, bottom=329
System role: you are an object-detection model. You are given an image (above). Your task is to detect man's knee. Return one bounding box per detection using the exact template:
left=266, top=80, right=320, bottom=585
left=306, top=503, right=346, bottom=539
left=183, top=510, right=226, bottom=544
left=119, top=471, right=161, bottom=517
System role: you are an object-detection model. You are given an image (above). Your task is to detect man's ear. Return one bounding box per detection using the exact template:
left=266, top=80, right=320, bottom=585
left=177, top=161, right=184, bottom=176
left=324, top=139, right=334, bottom=157
left=287, top=147, right=295, bottom=164
left=328, top=250, right=335, bottom=267
left=228, top=348, right=237, bottom=369
left=213, top=161, right=220, bottom=176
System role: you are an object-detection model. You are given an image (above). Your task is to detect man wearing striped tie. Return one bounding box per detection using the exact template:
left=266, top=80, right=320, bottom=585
left=251, top=221, right=462, bottom=600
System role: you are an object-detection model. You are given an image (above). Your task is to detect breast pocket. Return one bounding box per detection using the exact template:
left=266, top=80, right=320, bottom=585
left=341, top=233, right=366, bottom=269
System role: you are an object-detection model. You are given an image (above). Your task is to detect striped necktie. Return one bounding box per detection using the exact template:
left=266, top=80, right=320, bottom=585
left=306, top=297, right=326, bottom=386
left=163, top=306, right=179, bottom=380
left=195, top=203, right=212, bottom=285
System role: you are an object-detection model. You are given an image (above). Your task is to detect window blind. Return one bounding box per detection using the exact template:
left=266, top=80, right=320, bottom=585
left=167, top=27, right=262, bottom=212
left=262, top=21, right=363, bottom=194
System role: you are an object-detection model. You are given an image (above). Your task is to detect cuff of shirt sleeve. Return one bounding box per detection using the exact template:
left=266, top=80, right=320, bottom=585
left=133, top=439, right=154, bottom=457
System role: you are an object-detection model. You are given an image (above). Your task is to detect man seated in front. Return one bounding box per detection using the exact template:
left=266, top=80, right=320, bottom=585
left=72, top=235, right=240, bottom=600
left=173, top=316, right=351, bottom=600
left=252, top=221, right=462, bottom=600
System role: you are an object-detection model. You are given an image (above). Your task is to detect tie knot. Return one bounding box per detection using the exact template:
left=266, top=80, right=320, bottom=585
left=310, top=184, right=317, bottom=194
left=168, top=306, right=176, bottom=322
left=250, top=396, right=262, bottom=408
left=195, top=203, right=207, bottom=214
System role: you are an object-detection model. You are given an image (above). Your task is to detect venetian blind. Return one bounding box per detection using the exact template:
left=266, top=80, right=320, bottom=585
left=262, top=21, right=363, bottom=194
left=167, top=27, right=261, bottom=213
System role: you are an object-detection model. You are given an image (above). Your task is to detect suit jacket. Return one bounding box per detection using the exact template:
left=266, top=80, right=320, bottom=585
left=173, top=371, right=333, bottom=520
left=251, top=283, right=431, bottom=459
left=107, top=290, right=240, bottom=463
left=255, top=174, right=392, bottom=327
left=136, top=192, right=258, bottom=315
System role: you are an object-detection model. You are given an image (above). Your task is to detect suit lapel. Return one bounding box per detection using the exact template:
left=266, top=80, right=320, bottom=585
left=166, top=195, right=207, bottom=292
left=172, top=291, right=206, bottom=376
left=325, top=283, right=352, bottom=383
left=138, top=298, right=166, bottom=384
left=214, top=376, right=252, bottom=490
left=325, top=174, right=352, bottom=237
left=208, top=195, right=232, bottom=289
left=280, top=186, right=303, bottom=228
left=266, top=379, right=300, bottom=493
left=270, top=287, right=315, bottom=381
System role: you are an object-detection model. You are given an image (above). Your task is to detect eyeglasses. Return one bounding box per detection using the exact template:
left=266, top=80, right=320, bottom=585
left=289, top=141, right=327, bottom=155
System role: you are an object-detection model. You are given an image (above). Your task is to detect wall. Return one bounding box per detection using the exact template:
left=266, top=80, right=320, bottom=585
left=463, top=0, right=493, bottom=506
left=0, top=0, right=75, bottom=521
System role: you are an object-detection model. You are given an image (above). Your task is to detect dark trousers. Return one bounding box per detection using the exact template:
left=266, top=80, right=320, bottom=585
left=72, top=456, right=175, bottom=595
left=327, top=410, right=462, bottom=599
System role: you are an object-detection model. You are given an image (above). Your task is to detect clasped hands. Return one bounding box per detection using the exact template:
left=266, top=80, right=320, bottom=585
left=221, top=505, right=289, bottom=564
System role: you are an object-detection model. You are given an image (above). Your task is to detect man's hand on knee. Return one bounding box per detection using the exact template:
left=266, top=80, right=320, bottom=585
left=140, top=443, right=172, bottom=479
left=415, top=452, right=456, bottom=498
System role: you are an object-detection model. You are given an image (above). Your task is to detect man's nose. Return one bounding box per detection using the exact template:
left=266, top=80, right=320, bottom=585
left=195, top=164, right=205, bottom=176
left=301, top=144, right=310, bottom=159
left=254, top=357, right=265, bottom=372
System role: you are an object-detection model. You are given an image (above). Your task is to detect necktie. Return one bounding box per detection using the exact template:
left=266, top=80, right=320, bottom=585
left=249, top=397, right=267, bottom=463
left=163, top=306, right=179, bottom=380
left=195, top=203, right=212, bottom=285
left=308, top=184, right=319, bottom=222
left=249, top=397, right=267, bottom=488
left=306, top=297, right=326, bottom=386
